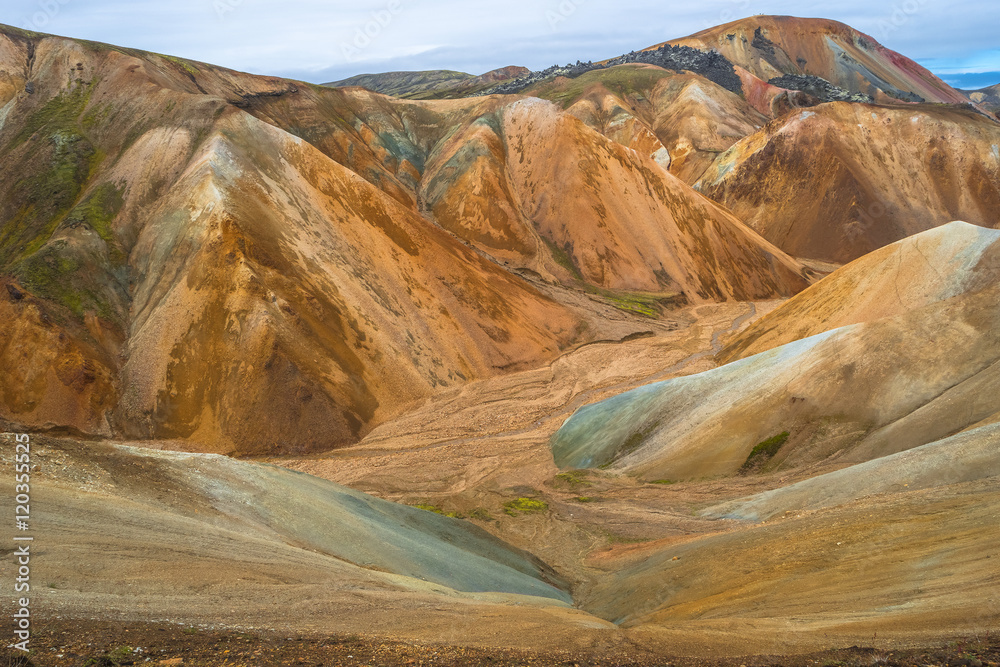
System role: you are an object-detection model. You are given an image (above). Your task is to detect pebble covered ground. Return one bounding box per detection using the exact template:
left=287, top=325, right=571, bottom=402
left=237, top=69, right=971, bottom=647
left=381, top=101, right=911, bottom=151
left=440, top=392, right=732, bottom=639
left=3, top=620, right=999, bottom=667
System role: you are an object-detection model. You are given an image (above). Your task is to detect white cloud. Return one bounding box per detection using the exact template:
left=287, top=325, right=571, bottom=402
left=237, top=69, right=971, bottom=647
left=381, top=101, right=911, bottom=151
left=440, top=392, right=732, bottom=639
left=2, top=0, right=998, bottom=83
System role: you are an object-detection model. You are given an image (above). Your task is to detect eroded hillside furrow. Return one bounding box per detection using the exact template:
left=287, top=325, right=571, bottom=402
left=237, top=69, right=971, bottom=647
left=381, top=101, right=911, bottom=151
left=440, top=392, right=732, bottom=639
left=0, top=24, right=810, bottom=453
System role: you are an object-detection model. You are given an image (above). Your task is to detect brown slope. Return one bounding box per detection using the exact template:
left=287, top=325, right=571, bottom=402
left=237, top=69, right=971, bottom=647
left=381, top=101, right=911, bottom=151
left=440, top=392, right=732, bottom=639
left=632, top=72, right=767, bottom=183
left=0, top=27, right=581, bottom=452
left=119, top=112, right=583, bottom=454
left=0, top=24, right=814, bottom=452
left=553, top=271, right=1000, bottom=482
left=666, top=15, right=969, bottom=105
left=237, top=83, right=472, bottom=208
left=419, top=96, right=808, bottom=299
left=695, top=101, right=1000, bottom=263
left=718, top=221, right=1000, bottom=362
left=498, top=98, right=806, bottom=298
left=525, top=64, right=767, bottom=184
left=562, top=90, right=673, bottom=173
left=551, top=223, right=1000, bottom=481
left=583, top=470, right=1000, bottom=644
left=238, top=67, right=809, bottom=300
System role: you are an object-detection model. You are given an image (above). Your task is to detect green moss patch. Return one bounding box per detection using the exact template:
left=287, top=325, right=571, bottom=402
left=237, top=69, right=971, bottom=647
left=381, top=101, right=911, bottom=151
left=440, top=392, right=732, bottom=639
left=503, top=497, right=549, bottom=516
left=468, top=508, right=494, bottom=521
left=160, top=54, right=201, bottom=78
left=541, top=236, right=583, bottom=280
left=411, top=503, right=443, bottom=513
left=11, top=81, right=94, bottom=148
left=64, top=182, right=125, bottom=253
left=1, top=133, right=100, bottom=264
left=741, top=431, right=790, bottom=473
left=14, top=246, right=83, bottom=314
left=1, top=81, right=105, bottom=267
left=412, top=503, right=464, bottom=518
left=605, top=293, right=659, bottom=317
left=12, top=241, right=120, bottom=321
left=584, top=284, right=681, bottom=318
left=7, top=181, right=127, bottom=323
left=554, top=469, right=592, bottom=489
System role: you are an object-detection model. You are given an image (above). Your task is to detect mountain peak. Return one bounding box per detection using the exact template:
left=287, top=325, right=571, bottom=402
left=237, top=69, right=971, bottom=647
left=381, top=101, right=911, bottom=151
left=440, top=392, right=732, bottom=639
left=665, top=14, right=969, bottom=105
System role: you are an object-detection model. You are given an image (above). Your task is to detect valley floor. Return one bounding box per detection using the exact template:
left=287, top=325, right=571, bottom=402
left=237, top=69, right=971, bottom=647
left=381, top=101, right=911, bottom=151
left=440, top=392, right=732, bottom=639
left=7, top=618, right=1000, bottom=667
left=6, top=298, right=998, bottom=660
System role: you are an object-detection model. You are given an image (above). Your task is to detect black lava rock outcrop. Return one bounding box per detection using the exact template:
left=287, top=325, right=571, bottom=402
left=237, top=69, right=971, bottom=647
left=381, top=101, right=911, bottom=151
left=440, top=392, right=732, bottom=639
left=752, top=27, right=777, bottom=55
left=768, top=74, right=875, bottom=103
left=475, top=44, right=743, bottom=97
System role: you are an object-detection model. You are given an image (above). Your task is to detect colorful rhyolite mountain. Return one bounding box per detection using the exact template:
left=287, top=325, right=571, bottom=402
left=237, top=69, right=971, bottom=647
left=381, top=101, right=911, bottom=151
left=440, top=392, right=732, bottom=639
left=964, top=82, right=1000, bottom=116
left=664, top=15, right=970, bottom=105
left=0, top=23, right=808, bottom=454
left=552, top=222, right=1000, bottom=479
left=695, top=102, right=1000, bottom=262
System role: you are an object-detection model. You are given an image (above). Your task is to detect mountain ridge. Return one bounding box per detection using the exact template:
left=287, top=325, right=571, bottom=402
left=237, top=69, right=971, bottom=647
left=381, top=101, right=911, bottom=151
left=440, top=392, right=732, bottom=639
left=0, top=22, right=807, bottom=453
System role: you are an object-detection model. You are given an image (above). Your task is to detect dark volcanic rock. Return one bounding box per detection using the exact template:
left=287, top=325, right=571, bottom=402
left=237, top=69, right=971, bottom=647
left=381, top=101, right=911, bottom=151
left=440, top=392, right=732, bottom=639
left=768, top=74, right=875, bottom=103
left=752, top=27, right=777, bottom=55
left=476, top=44, right=743, bottom=97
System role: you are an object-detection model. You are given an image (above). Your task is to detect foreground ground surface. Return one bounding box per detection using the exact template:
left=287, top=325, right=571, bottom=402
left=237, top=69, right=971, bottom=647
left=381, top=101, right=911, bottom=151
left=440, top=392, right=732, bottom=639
left=5, top=619, right=1000, bottom=667
left=7, top=291, right=999, bottom=659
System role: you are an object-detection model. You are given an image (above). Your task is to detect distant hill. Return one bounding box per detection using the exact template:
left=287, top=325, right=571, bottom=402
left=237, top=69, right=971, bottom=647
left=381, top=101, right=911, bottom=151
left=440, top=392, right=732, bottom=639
left=325, top=69, right=473, bottom=96
left=665, top=15, right=970, bottom=105
left=325, top=66, right=529, bottom=99
left=963, top=82, right=1000, bottom=116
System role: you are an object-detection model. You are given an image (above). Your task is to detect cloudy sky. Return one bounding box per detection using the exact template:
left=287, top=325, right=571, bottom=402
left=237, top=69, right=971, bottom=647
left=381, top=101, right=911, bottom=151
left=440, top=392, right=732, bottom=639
left=5, top=0, right=999, bottom=88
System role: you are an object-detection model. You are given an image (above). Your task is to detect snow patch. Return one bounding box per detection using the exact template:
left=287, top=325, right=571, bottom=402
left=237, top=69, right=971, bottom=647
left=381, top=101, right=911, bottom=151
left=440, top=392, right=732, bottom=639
left=992, top=144, right=999, bottom=161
